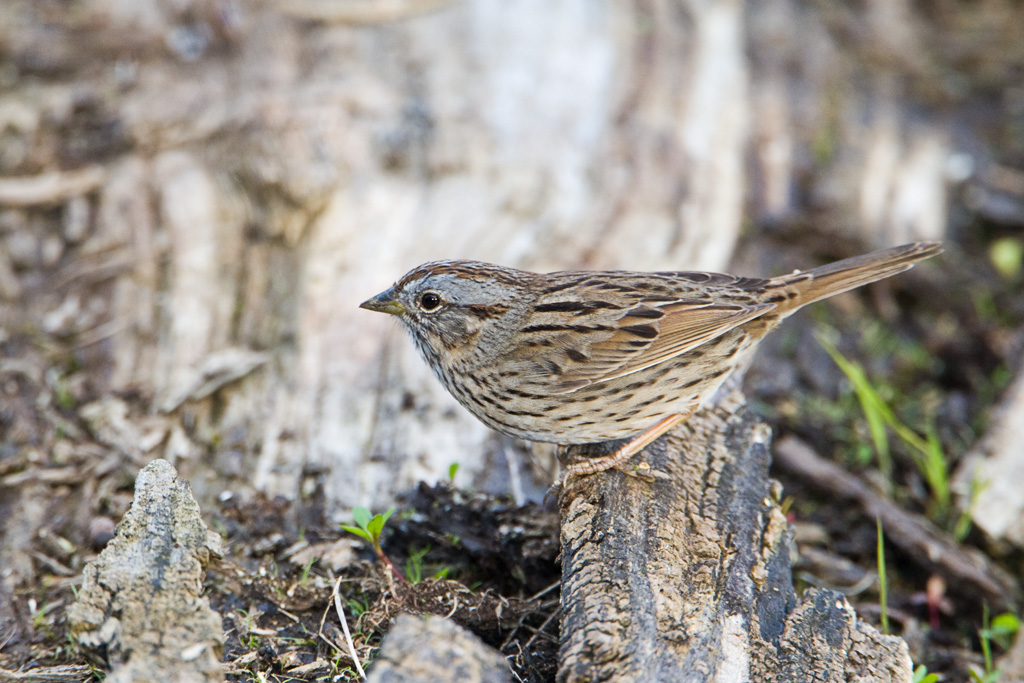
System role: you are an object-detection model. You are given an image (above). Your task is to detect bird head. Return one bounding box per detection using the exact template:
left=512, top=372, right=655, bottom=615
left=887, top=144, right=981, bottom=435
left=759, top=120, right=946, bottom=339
left=360, top=260, right=531, bottom=367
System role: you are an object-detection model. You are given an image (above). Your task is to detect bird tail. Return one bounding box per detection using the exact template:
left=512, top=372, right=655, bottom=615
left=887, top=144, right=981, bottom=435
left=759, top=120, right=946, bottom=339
left=768, top=241, right=943, bottom=313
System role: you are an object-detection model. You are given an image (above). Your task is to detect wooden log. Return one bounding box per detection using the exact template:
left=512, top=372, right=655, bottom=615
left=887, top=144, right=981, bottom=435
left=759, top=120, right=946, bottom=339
left=775, top=435, right=1016, bottom=609
left=558, top=391, right=912, bottom=682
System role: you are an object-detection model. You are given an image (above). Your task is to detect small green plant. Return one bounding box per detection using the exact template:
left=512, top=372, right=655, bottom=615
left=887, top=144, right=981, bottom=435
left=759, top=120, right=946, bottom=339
left=954, top=475, right=987, bottom=542
left=236, top=609, right=262, bottom=650
left=820, top=335, right=893, bottom=477
left=30, top=599, right=58, bottom=639
left=341, top=507, right=405, bottom=581
left=820, top=336, right=951, bottom=520
left=877, top=518, right=889, bottom=635
left=912, top=664, right=939, bottom=683
left=404, top=545, right=452, bottom=583
left=342, top=507, right=394, bottom=553
left=276, top=635, right=317, bottom=647
left=971, top=605, right=1020, bottom=683
left=54, top=380, right=75, bottom=411
left=299, top=556, right=317, bottom=587
left=448, top=462, right=460, bottom=481
left=987, top=612, right=1021, bottom=649
left=972, top=289, right=1000, bottom=325
left=990, top=237, right=1024, bottom=279
left=405, top=546, right=430, bottom=583
left=346, top=596, right=370, bottom=618
left=978, top=607, right=1020, bottom=682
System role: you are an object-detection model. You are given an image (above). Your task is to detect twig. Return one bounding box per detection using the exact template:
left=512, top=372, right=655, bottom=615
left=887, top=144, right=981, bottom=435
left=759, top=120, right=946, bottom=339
left=0, top=166, right=106, bottom=206
left=278, top=0, right=459, bottom=24
left=320, top=575, right=367, bottom=681
left=500, top=584, right=560, bottom=651
left=774, top=435, right=1017, bottom=608
left=527, top=580, right=560, bottom=603
left=523, top=605, right=561, bottom=651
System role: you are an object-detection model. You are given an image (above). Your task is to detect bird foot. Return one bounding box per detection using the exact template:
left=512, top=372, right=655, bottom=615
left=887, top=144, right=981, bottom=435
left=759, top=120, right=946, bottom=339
left=564, top=408, right=695, bottom=477
left=615, top=460, right=670, bottom=481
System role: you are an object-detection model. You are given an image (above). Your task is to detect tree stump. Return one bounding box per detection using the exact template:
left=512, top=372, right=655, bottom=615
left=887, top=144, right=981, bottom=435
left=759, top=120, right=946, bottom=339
left=558, top=391, right=911, bottom=682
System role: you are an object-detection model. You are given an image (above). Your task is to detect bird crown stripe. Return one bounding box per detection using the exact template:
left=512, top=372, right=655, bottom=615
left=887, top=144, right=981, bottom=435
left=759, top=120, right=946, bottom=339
left=398, top=261, right=524, bottom=288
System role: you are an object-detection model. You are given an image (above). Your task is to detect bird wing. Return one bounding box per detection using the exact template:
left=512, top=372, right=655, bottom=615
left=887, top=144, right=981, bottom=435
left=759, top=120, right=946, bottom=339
left=508, top=291, right=775, bottom=395
left=599, top=301, right=775, bottom=380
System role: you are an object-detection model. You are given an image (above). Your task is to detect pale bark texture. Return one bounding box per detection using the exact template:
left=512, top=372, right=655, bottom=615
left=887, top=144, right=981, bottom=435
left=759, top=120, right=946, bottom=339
left=1, top=0, right=754, bottom=513
left=558, top=392, right=912, bottom=682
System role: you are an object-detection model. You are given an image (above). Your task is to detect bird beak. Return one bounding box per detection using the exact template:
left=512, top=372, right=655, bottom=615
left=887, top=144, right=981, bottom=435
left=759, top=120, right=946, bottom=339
left=359, top=287, right=407, bottom=316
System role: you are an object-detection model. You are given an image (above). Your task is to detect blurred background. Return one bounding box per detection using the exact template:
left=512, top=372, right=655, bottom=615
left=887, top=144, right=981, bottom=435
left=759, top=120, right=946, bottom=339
left=1, top=0, right=1022, bottom=527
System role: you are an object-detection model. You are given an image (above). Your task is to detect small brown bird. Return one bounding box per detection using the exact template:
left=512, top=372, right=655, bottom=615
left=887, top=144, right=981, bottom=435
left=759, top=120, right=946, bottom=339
left=360, top=242, right=941, bottom=475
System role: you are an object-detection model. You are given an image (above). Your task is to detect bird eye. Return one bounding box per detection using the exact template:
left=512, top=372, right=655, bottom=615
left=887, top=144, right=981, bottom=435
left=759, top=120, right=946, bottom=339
left=418, top=291, right=443, bottom=312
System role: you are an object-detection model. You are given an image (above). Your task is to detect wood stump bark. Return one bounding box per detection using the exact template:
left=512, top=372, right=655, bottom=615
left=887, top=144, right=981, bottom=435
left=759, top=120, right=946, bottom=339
left=557, top=391, right=911, bottom=682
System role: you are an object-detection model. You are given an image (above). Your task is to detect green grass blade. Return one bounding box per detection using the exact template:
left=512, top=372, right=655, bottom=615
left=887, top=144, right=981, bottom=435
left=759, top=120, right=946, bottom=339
left=877, top=518, right=889, bottom=635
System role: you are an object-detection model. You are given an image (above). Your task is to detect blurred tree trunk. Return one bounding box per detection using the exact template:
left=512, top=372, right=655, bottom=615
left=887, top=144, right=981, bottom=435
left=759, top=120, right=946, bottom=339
left=2, top=0, right=1015, bottom=518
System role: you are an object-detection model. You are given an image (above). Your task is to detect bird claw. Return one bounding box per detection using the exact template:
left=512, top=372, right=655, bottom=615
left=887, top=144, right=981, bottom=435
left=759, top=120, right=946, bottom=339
left=615, top=461, right=668, bottom=481
left=559, top=459, right=666, bottom=483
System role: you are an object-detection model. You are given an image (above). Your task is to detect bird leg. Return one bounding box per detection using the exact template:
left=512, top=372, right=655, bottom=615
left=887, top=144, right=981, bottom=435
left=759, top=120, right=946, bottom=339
left=565, top=406, right=697, bottom=477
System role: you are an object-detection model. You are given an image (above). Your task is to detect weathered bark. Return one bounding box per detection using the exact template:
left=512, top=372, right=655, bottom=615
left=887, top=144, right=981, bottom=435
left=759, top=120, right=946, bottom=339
left=557, top=391, right=911, bottom=682
left=67, top=460, right=225, bottom=683
left=0, top=665, right=92, bottom=682
left=367, top=613, right=511, bottom=683
left=1, top=0, right=751, bottom=513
